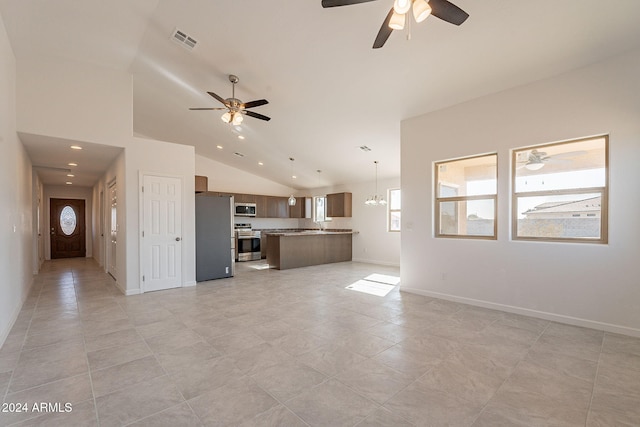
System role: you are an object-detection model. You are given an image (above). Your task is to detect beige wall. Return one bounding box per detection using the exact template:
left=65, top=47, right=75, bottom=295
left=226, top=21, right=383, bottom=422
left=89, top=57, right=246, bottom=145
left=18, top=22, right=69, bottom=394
left=0, top=15, right=34, bottom=346
left=401, top=48, right=640, bottom=335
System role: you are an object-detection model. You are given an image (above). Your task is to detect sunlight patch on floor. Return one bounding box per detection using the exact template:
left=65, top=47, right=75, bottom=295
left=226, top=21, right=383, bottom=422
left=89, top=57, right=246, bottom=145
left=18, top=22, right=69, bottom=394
left=363, top=273, right=401, bottom=286
left=346, top=279, right=396, bottom=297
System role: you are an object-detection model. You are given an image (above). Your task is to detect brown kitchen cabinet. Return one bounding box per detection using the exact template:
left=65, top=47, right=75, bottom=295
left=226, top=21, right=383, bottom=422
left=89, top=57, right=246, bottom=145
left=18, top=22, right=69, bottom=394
left=267, top=196, right=289, bottom=218
left=195, top=175, right=208, bottom=193
left=234, top=193, right=256, bottom=203
left=288, top=197, right=307, bottom=218
left=326, top=192, right=352, bottom=217
left=255, top=195, right=267, bottom=218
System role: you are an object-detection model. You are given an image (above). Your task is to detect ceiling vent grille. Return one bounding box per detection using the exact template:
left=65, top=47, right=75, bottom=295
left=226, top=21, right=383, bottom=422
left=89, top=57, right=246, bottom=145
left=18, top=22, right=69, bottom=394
left=234, top=152, right=245, bottom=158
left=171, top=28, right=198, bottom=50
left=359, top=145, right=372, bottom=152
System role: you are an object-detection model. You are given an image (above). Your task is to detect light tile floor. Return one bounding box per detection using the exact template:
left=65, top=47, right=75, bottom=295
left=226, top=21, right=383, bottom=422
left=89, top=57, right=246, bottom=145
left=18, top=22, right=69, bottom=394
left=1, top=258, right=639, bottom=426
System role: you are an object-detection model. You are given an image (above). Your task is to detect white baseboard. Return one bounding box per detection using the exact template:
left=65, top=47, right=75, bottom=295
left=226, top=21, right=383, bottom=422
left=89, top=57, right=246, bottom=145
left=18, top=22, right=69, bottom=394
left=183, top=281, right=197, bottom=287
left=401, top=286, right=640, bottom=338
left=352, top=258, right=400, bottom=267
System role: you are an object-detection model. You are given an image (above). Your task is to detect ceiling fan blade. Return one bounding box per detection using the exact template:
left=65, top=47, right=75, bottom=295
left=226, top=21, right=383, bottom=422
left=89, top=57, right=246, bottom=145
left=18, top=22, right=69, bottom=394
left=242, top=99, right=269, bottom=109
left=429, top=0, right=469, bottom=26
left=549, top=150, right=588, bottom=159
left=189, top=107, right=226, bottom=110
left=207, top=91, right=229, bottom=106
left=244, top=110, right=271, bottom=121
left=322, top=0, right=377, bottom=8
left=372, top=8, right=394, bottom=49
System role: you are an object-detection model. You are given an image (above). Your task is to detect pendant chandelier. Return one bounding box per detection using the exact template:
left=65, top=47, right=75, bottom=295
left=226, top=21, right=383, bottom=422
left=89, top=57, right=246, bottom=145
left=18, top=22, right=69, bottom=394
left=365, top=161, right=387, bottom=206
left=288, top=157, right=297, bottom=206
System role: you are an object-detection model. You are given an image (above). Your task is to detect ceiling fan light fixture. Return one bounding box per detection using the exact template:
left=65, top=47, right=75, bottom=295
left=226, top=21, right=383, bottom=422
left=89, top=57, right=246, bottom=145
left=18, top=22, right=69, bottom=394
left=413, top=0, right=432, bottom=23
left=393, top=0, right=412, bottom=15
left=525, top=162, right=545, bottom=171
left=221, top=112, right=231, bottom=123
left=231, top=112, right=243, bottom=126
left=389, top=10, right=406, bottom=30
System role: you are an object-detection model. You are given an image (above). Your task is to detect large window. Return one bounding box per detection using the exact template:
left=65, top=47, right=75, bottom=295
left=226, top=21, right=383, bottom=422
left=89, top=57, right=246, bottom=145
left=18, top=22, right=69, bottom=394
left=512, top=135, right=608, bottom=243
left=388, top=188, right=401, bottom=232
left=435, top=153, right=497, bottom=239
left=313, top=196, right=331, bottom=222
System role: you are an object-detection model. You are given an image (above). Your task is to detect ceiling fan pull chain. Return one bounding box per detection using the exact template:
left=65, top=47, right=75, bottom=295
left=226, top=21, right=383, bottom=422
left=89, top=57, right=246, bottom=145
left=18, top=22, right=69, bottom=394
left=407, top=12, right=412, bottom=41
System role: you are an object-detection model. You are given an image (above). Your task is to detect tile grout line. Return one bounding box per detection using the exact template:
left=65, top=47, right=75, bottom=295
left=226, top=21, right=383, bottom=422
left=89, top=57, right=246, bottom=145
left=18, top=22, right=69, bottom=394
left=584, top=332, right=606, bottom=427
left=467, top=319, right=552, bottom=426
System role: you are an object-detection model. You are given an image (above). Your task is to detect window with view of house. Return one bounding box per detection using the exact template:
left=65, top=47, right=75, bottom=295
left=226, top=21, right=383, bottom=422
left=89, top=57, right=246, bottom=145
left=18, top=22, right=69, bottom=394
left=435, top=153, right=497, bottom=239
left=512, top=135, right=608, bottom=243
left=388, top=188, right=401, bottom=231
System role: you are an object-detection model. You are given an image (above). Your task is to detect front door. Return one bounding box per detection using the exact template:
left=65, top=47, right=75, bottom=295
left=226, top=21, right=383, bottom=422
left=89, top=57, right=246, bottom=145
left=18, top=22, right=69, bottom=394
left=141, top=175, right=182, bottom=292
left=50, top=198, right=86, bottom=259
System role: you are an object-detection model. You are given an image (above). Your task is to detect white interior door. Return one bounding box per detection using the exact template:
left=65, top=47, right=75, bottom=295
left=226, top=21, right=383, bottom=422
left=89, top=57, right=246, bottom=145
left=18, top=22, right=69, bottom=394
left=108, top=182, right=117, bottom=278
left=142, top=174, right=182, bottom=292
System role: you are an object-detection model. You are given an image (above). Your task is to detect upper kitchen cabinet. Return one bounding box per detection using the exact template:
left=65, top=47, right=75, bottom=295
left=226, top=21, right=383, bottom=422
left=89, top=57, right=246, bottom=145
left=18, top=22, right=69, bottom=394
left=289, top=197, right=307, bottom=218
left=234, top=193, right=256, bottom=203
left=326, top=192, right=352, bottom=217
left=195, top=175, right=208, bottom=193
left=267, top=196, right=289, bottom=218
left=255, top=195, right=267, bottom=218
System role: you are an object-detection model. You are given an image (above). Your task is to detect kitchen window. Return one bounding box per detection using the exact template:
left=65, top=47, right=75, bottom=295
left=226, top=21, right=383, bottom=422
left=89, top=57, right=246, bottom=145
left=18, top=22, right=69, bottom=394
left=388, top=188, right=401, bottom=232
left=435, top=153, right=497, bottom=239
left=512, top=135, right=608, bottom=243
left=313, top=196, right=331, bottom=222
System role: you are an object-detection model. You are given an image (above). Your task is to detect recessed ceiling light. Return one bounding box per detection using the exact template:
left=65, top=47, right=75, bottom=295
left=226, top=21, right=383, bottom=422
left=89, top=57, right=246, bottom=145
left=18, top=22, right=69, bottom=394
left=70, top=145, right=82, bottom=150
left=258, top=161, right=264, bottom=166
left=68, top=162, right=77, bottom=166
left=238, top=135, right=245, bottom=140
left=65, top=182, right=73, bottom=185
left=292, top=175, right=297, bottom=179
left=67, top=174, right=74, bottom=177
left=216, top=145, right=223, bottom=149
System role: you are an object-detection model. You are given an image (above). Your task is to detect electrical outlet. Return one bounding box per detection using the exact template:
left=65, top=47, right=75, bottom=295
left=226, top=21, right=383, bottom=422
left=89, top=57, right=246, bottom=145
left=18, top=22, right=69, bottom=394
left=225, top=267, right=229, bottom=274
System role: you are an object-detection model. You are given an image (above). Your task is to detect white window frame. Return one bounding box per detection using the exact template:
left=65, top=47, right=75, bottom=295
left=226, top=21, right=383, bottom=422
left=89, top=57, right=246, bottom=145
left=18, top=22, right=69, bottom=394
left=387, top=188, right=401, bottom=232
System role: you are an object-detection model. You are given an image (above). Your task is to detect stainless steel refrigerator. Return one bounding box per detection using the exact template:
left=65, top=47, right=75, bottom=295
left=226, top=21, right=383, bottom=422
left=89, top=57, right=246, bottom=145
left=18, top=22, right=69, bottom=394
left=195, top=194, right=235, bottom=281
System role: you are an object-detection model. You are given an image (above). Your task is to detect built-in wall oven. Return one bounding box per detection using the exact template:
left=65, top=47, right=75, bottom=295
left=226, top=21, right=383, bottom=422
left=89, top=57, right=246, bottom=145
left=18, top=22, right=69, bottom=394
left=235, top=223, right=261, bottom=262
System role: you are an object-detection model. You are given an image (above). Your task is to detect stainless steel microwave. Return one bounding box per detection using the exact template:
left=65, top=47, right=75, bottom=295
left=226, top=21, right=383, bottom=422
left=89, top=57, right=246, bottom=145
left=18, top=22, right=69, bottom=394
left=234, top=203, right=256, bottom=217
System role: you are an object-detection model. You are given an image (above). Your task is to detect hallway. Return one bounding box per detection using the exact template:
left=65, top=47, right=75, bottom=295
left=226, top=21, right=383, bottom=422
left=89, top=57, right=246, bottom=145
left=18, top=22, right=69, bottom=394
left=1, top=258, right=639, bottom=426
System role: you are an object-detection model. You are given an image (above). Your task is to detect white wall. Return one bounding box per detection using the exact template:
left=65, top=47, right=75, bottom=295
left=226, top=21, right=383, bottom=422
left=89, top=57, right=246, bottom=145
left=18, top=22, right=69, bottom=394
left=43, top=184, right=93, bottom=260
left=16, top=57, right=132, bottom=144
left=0, top=16, right=34, bottom=347
left=402, top=48, right=640, bottom=336
left=196, top=154, right=295, bottom=196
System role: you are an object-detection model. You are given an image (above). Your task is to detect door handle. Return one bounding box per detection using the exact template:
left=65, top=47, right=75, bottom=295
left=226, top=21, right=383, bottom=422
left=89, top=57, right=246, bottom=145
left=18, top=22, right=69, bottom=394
left=175, top=237, right=181, bottom=241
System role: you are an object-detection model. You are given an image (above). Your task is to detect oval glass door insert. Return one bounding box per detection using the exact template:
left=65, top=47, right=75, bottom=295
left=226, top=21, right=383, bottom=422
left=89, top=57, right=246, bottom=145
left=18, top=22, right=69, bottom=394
left=60, top=206, right=77, bottom=235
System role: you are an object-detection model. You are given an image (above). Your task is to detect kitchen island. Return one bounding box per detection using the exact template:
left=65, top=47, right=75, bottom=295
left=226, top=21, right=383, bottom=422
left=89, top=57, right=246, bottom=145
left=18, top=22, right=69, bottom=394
left=265, top=231, right=354, bottom=270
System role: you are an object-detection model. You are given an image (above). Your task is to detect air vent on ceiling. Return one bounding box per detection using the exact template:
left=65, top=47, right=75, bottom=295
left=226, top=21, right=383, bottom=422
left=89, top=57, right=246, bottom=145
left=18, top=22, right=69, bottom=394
left=234, top=152, right=245, bottom=158
left=359, top=145, right=372, bottom=152
left=170, top=28, right=198, bottom=50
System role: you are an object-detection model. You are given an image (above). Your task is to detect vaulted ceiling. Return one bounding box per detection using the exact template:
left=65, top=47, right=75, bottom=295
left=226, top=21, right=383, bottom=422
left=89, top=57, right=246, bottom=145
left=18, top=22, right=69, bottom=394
left=3, top=0, right=640, bottom=188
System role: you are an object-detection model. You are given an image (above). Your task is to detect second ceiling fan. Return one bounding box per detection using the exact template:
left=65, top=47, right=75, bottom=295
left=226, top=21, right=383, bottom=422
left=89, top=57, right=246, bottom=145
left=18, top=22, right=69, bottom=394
left=190, top=74, right=271, bottom=126
left=322, top=0, right=469, bottom=48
